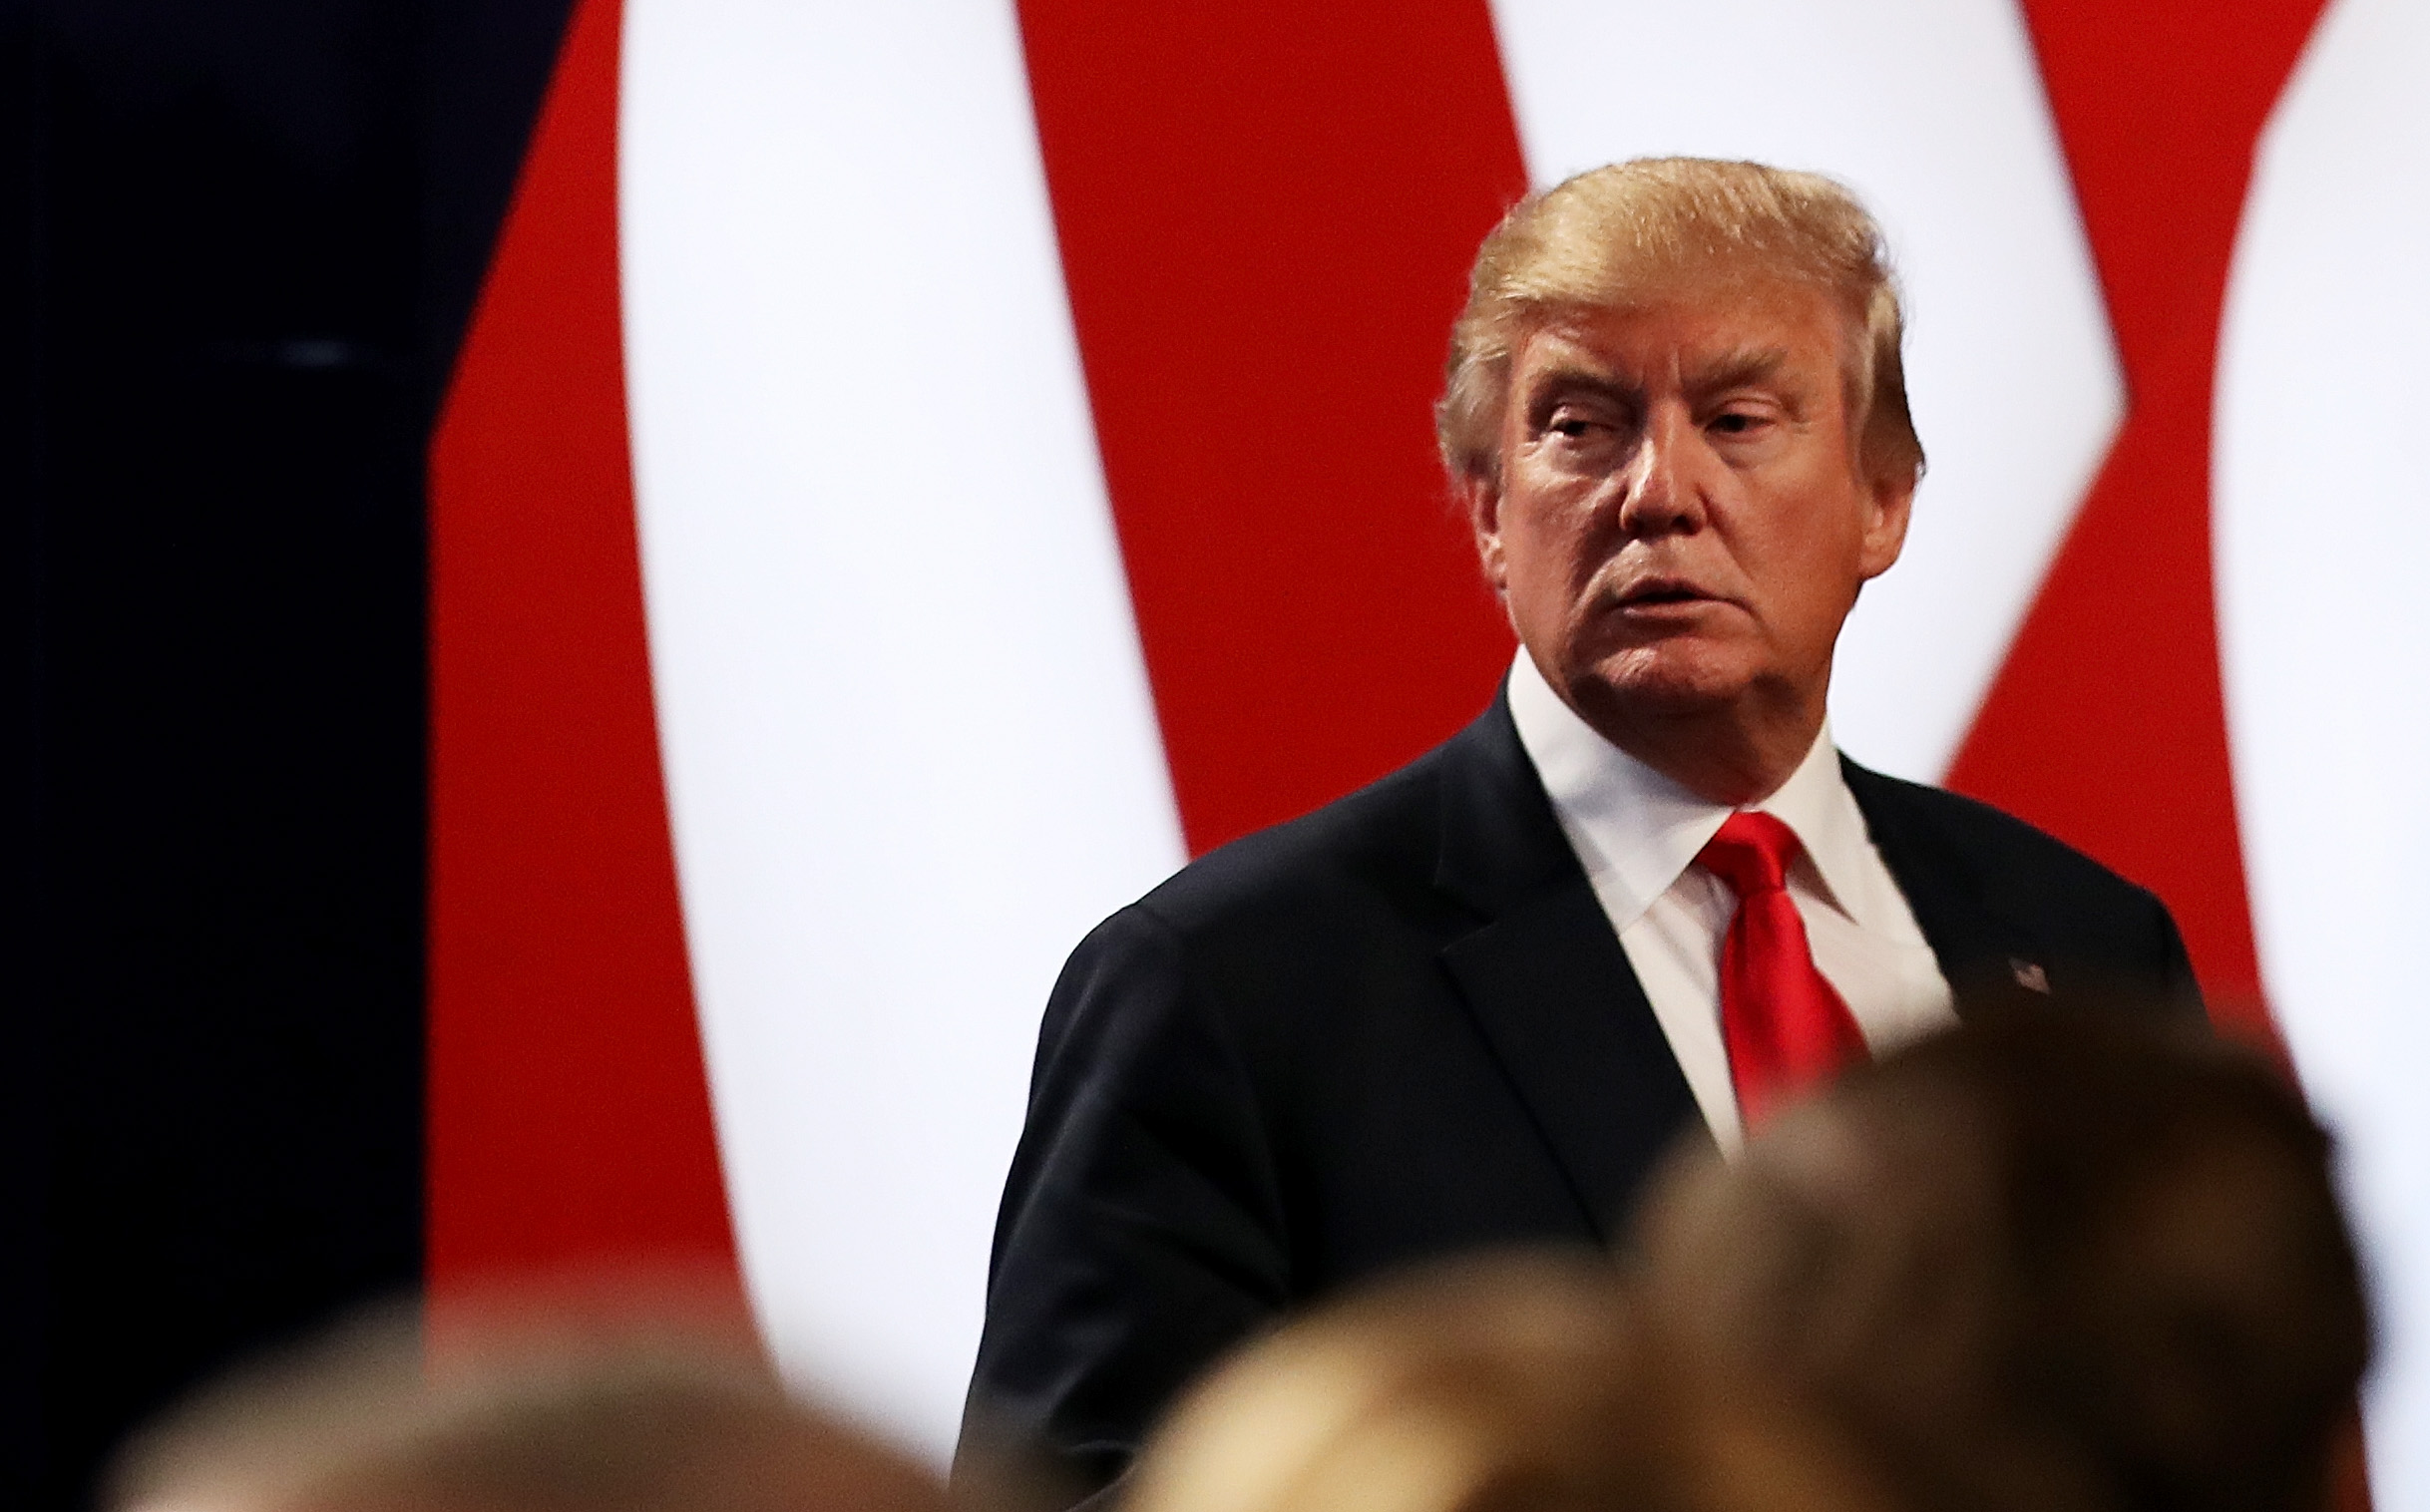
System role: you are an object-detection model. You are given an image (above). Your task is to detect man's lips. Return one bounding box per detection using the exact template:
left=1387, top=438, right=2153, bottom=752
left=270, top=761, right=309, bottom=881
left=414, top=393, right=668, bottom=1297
left=1610, top=575, right=1725, bottom=609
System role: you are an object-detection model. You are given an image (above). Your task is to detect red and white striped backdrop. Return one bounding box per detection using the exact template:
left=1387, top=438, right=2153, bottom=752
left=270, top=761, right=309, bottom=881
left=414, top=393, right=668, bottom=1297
left=426, top=0, right=2430, bottom=1493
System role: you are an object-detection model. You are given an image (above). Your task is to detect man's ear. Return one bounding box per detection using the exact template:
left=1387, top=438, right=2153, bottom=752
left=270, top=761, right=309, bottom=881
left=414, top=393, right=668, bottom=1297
left=1856, top=465, right=1916, bottom=582
left=1464, top=469, right=1510, bottom=594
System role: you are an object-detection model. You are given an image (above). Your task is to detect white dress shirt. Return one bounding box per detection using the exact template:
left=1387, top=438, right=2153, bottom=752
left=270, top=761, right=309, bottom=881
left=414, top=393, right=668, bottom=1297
left=1505, top=651, right=1956, bottom=1151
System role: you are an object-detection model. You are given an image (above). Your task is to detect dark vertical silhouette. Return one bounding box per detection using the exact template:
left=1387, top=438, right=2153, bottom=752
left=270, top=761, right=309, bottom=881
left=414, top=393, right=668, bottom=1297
left=7, top=2, right=574, bottom=1503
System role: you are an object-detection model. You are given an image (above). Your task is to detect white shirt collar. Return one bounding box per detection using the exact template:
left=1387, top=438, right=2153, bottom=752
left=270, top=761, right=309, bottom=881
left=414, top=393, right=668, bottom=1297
left=1505, top=648, right=1876, bottom=930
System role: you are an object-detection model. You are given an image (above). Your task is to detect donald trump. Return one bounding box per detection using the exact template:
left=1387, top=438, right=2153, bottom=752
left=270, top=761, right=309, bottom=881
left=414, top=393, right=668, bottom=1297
left=964, top=158, right=2201, bottom=1499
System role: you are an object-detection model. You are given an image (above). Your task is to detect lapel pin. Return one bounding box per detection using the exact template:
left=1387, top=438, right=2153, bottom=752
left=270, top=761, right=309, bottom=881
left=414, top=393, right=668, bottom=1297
left=2010, top=958, right=2051, bottom=995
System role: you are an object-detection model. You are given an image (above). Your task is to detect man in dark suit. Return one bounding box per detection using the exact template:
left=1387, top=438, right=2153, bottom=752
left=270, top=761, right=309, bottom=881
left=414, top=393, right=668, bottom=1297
left=961, top=159, right=2201, bottom=1499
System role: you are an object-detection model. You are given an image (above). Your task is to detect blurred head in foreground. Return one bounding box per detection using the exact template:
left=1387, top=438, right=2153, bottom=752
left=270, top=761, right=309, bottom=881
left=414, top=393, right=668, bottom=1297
left=1633, top=1007, right=2370, bottom=1512
left=109, top=1311, right=944, bottom=1512
left=1126, top=1254, right=1895, bottom=1512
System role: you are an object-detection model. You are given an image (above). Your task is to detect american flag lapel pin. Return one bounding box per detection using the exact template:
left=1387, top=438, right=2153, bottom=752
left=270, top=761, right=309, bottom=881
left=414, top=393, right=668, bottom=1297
left=2010, top=958, right=2051, bottom=995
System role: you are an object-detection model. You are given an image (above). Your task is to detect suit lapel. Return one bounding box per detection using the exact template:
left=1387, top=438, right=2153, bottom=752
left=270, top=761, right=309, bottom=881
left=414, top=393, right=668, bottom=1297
left=1418, top=726, right=2052, bottom=1241
left=1430, top=695, right=1705, bottom=1243
left=1843, top=757, right=2051, bottom=1017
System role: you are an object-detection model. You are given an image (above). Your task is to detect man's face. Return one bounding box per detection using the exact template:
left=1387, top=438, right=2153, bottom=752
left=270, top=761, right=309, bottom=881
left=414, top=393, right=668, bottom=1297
left=1468, top=277, right=1912, bottom=752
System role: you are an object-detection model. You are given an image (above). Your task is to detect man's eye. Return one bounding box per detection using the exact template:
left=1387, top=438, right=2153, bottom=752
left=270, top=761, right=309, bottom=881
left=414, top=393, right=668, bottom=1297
left=1710, top=410, right=1768, bottom=436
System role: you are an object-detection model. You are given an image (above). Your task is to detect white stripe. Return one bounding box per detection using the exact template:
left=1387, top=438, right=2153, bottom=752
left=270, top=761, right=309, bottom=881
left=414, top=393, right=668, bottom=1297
left=618, top=0, right=1186, bottom=1458
left=1487, top=0, right=2119, bottom=781
left=2218, top=1, right=2430, bottom=1496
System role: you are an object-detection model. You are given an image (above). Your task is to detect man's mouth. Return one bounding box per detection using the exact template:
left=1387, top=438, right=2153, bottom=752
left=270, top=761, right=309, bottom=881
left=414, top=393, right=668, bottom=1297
left=1613, top=576, right=1719, bottom=608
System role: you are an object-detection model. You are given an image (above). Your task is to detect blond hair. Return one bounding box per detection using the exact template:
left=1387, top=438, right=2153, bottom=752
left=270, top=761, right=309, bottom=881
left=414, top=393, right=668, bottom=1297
left=1436, top=159, right=1924, bottom=491
left=1128, top=1254, right=1894, bottom=1512
left=109, top=1311, right=945, bottom=1512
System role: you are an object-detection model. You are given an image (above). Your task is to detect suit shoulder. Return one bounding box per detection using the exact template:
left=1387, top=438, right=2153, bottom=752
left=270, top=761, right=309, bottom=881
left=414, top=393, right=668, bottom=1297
left=1840, top=759, right=2202, bottom=1015
left=1844, top=761, right=2152, bottom=901
left=1131, top=743, right=1451, bottom=939
left=1826, top=758, right=2197, bottom=981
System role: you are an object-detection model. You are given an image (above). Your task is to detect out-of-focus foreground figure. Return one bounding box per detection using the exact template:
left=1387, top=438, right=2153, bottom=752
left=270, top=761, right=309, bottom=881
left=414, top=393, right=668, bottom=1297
left=106, top=1312, right=945, bottom=1512
left=1634, top=1007, right=2371, bottom=1512
left=1127, top=1255, right=1895, bottom=1512
left=106, top=1012, right=2364, bottom=1512
left=1124, top=1011, right=2367, bottom=1512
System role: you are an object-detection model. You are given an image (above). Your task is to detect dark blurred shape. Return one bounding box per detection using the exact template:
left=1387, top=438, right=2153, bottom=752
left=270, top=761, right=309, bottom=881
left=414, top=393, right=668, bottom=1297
left=1633, top=1006, right=2371, bottom=1512
left=1123, top=1253, right=1898, bottom=1512
left=7, top=0, right=576, bottom=1504
left=106, top=1304, right=946, bottom=1512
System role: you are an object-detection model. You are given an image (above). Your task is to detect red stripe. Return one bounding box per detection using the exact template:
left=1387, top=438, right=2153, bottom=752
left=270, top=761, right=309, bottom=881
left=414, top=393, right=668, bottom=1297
left=1015, top=0, right=1525, bottom=855
left=427, top=0, right=737, bottom=1291
left=1949, top=0, right=2329, bottom=1044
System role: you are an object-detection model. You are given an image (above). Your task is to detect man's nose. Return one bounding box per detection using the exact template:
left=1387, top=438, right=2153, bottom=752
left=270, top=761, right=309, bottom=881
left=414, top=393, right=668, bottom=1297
left=1614, top=406, right=1707, bottom=538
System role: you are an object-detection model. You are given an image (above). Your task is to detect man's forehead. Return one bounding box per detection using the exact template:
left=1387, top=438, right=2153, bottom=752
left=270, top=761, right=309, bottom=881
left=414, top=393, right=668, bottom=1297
left=1511, top=282, right=1853, bottom=405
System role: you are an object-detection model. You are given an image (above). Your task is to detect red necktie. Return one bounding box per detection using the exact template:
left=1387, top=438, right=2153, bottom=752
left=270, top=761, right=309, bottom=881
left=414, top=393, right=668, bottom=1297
left=1696, top=811, right=1868, bottom=1129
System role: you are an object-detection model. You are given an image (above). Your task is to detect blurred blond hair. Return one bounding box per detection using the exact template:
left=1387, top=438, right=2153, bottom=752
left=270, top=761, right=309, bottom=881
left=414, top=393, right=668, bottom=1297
left=1128, top=1253, right=1893, bottom=1512
left=1436, top=159, right=1923, bottom=493
left=109, top=1304, right=943, bottom=1512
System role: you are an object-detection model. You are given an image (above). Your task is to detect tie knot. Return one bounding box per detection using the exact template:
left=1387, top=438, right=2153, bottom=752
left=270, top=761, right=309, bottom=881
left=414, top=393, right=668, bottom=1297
left=1697, top=810, right=1804, bottom=897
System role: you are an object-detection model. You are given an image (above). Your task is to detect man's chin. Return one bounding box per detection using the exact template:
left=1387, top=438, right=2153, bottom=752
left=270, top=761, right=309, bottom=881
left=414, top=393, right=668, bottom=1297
left=1566, top=650, right=1755, bottom=725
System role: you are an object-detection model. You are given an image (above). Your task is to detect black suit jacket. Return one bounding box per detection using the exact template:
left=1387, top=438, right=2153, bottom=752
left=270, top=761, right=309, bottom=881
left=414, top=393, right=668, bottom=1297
left=963, top=694, right=2200, bottom=1494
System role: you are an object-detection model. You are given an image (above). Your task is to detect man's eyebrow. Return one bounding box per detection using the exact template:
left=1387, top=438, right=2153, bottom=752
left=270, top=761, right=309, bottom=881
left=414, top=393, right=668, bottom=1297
left=1684, top=346, right=1794, bottom=393
left=1523, top=363, right=1633, bottom=405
